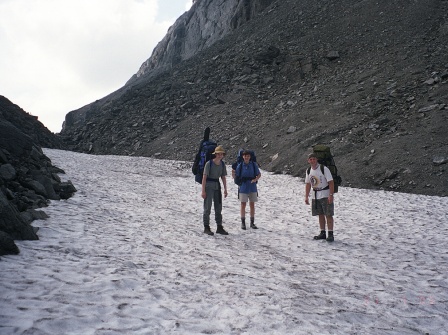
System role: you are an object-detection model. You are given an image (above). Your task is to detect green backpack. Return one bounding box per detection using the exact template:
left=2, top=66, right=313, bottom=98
left=307, top=144, right=342, bottom=193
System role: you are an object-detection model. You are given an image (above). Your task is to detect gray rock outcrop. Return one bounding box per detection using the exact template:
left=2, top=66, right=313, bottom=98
left=132, top=0, right=275, bottom=81
left=0, top=96, right=76, bottom=256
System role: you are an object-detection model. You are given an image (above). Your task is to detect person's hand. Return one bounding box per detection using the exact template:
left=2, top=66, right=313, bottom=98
left=201, top=191, right=206, bottom=199
left=305, top=197, right=309, bottom=205
left=224, top=190, right=228, bottom=198
left=328, top=195, right=333, bottom=204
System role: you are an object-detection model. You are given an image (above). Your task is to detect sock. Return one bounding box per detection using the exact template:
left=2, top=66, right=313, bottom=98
left=241, top=217, right=246, bottom=223
left=328, top=230, right=334, bottom=236
left=250, top=217, right=254, bottom=224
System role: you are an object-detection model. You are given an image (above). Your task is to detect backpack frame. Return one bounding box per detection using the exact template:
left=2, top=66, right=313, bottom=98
left=192, top=127, right=219, bottom=184
left=307, top=144, right=342, bottom=193
left=193, top=140, right=217, bottom=184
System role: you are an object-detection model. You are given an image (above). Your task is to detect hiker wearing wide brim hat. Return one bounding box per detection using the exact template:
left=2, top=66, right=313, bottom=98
left=212, top=145, right=226, bottom=155
left=304, top=152, right=335, bottom=242
left=201, top=145, right=229, bottom=235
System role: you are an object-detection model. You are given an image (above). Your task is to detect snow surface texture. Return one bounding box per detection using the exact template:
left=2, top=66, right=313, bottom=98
left=1, top=149, right=447, bottom=335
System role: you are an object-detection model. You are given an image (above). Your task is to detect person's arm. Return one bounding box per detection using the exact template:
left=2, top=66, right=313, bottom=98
left=252, top=172, right=261, bottom=183
left=305, top=183, right=311, bottom=205
left=221, top=175, right=228, bottom=198
left=328, top=180, right=334, bottom=204
left=251, top=163, right=261, bottom=183
left=201, top=162, right=209, bottom=199
left=323, top=166, right=334, bottom=204
left=201, top=174, right=207, bottom=199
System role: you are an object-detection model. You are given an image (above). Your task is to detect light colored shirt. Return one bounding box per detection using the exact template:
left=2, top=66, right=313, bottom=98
left=305, top=164, right=333, bottom=199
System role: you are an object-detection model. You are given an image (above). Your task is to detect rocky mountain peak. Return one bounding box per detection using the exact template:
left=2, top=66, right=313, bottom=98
left=130, top=0, right=274, bottom=83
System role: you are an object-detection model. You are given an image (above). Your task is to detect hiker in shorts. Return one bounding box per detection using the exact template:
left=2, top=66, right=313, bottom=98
left=236, top=150, right=261, bottom=230
left=304, top=152, right=335, bottom=242
left=202, top=145, right=229, bottom=235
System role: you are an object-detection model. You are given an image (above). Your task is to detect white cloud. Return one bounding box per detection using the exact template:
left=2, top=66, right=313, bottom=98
left=0, top=0, right=190, bottom=132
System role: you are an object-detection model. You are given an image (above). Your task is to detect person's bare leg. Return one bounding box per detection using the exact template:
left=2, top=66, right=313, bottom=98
left=241, top=202, right=247, bottom=229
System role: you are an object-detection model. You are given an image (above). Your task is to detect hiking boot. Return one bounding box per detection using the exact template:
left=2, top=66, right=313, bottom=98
left=313, top=231, right=326, bottom=240
left=204, top=226, right=214, bottom=236
left=326, top=235, right=334, bottom=242
left=216, top=225, right=229, bottom=235
left=250, top=223, right=258, bottom=229
left=241, top=222, right=246, bottom=230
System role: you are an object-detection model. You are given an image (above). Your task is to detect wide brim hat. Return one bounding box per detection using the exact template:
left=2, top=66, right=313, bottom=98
left=212, top=145, right=226, bottom=154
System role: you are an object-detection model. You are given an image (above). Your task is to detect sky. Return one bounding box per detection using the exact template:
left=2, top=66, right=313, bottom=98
left=0, top=149, right=447, bottom=334
left=0, top=0, right=192, bottom=133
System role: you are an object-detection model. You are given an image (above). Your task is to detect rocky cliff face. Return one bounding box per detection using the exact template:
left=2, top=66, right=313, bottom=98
left=61, top=0, right=275, bottom=132
left=130, top=0, right=275, bottom=83
left=60, top=0, right=448, bottom=197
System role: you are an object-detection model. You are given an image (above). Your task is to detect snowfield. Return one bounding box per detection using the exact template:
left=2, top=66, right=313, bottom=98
left=1, top=149, right=447, bottom=335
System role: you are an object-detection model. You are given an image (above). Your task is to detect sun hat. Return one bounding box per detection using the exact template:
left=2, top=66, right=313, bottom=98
left=212, top=145, right=226, bottom=154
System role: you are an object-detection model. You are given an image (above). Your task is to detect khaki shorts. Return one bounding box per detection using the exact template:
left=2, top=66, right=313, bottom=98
left=311, top=198, right=334, bottom=216
left=239, top=192, right=258, bottom=202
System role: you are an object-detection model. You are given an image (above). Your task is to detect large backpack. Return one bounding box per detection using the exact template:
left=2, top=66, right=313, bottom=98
left=192, top=127, right=217, bottom=184
left=232, top=149, right=258, bottom=186
left=306, top=144, right=342, bottom=193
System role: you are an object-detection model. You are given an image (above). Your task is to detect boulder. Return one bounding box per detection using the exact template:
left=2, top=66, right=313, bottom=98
left=0, top=96, right=75, bottom=257
left=0, top=231, right=20, bottom=256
